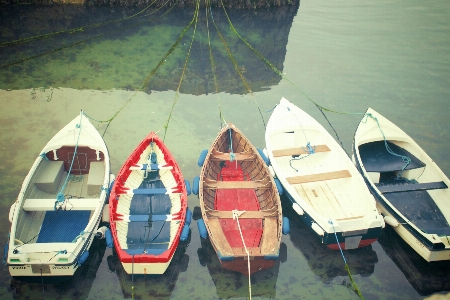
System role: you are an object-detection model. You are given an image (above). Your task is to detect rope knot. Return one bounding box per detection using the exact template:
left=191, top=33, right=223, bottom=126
left=232, top=209, right=245, bottom=219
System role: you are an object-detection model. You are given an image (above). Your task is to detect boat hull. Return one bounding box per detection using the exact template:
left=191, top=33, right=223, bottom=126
left=353, top=107, right=450, bottom=261
left=265, top=98, right=384, bottom=250
left=283, top=190, right=382, bottom=250
left=109, top=132, right=188, bottom=274
left=198, top=123, right=283, bottom=275
left=6, top=112, right=111, bottom=280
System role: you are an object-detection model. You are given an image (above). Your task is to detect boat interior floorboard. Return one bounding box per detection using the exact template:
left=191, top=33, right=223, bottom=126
left=126, top=176, right=172, bottom=251
left=383, top=189, right=449, bottom=234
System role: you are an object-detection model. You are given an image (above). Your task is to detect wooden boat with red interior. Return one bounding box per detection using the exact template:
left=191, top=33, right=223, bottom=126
left=194, top=123, right=283, bottom=275
left=108, top=132, right=190, bottom=274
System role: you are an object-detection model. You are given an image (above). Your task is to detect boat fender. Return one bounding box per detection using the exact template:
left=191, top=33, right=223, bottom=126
left=274, top=178, right=283, bottom=195
left=3, top=242, right=8, bottom=264
left=78, top=251, right=89, bottom=266
left=102, top=204, right=110, bottom=223
left=311, top=222, right=324, bottom=236
left=292, top=203, right=304, bottom=216
left=384, top=215, right=399, bottom=227
left=192, top=176, right=200, bottom=195
left=198, top=149, right=208, bottom=167
left=197, top=219, right=208, bottom=239
left=185, top=208, right=192, bottom=226
left=9, top=202, right=17, bottom=223
left=180, top=224, right=190, bottom=242
left=105, top=228, right=113, bottom=248
left=217, top=251, right=234, bottom=261
left=106, top=176, right=115, bottom=204
left=264, top=251, right=279, bottom=260
left=268, top=165, right=276, bottom=178
left=257, top=148, right=269, bottom=165
left=184, top=179, right=191, bottom=196
left=95, top=226, right=107, bottom=239
left=282, top=217, right=290, bottom=235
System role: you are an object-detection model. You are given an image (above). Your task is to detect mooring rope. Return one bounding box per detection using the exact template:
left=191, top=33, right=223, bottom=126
left=232, top=209, right=252, bottom=300
left=328, top=219, right=365, bottom=300
left=362, top=113, right=411, bottom=176
left=55, top=111, right=83, bottom=209
left=0, top=0, right=162, bottom=49
left=209, top=5, right=266, bottom=128
left=205, top=1, right=227, bottom=129
left=163, top=0, right=200, bottom=142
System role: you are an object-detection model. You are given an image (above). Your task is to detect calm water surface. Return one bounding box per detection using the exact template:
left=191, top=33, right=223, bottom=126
left=0, top=1, right=449, bottom=299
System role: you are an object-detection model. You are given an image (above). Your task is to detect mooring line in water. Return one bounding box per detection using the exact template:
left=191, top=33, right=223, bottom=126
left=83, top=1, right=198, bottom=138
left=0, top=0, right=161, bottom=49
left=0, top=1, right=179, bottom=69
left=207, top=5, right=267, bottom=129
left=328, top=219, right=365, bottom=300
left=205, top=1, right=227, bottom=128
left=161, top=0, right=200, bottom=142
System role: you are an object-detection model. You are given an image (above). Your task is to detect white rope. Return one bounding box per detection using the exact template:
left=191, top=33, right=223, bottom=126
left=232, top=209, right=252, bottom=300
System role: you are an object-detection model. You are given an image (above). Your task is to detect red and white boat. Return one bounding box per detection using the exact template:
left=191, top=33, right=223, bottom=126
left=108, top=132, right=190, bottom=274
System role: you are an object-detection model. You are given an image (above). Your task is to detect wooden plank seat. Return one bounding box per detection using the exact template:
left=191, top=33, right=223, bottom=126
left=23, top=198, right=100, bottom=211
left=272, top=144, right=330, bottom=157
left=129, top=163, right=172, bottom=171
left=34, top=160, right=65, bottom=194
left=207, top=218, right=234, bottom=257
left=204, top=177, right=271, bottom=189
left=260, top=217, right=279, bottom=254
left=117, top=214, right=178, bottom=222
left=206, top=208, right=278, bottom=219
left=210, top=148, right=255, bottom=161
left=286, top=170, right=351, bottom=184
left=87, top=161, right=105, bottom=195
left=376, top=181, right=448, bottom=194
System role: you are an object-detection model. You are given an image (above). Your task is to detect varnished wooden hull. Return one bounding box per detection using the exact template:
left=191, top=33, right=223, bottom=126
left=198, top=123, right=282, bottom=275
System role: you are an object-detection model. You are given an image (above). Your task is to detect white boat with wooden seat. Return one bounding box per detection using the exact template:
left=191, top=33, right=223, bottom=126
left=6, top=111, right=112, bottom=282
left=265, top=97, right=384, bottom=250
left=353, top=107, right=450, bottom=261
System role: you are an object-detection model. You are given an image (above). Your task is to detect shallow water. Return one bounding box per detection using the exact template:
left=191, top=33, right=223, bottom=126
left=0, top=1, right=449, bottom=299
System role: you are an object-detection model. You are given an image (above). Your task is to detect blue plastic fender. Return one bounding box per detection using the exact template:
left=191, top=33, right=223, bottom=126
left=282, top=217, right=290, bottom=235
left=185, top=208, right=192, bottom=226
left=192, top=176, right=200, bottom=195
left=78, top=251, right=89, bottom=266
left=3, top=242, right=8, bottom=264
left=198, top=149, right=208, bottom=167
left=184, top=179, right=191, bottom=196
left=274, top=178, right=283, bottom=195
left=105, top=228, right=113, bottom=248
left=180, top=224, right=190, bottom=241
left=257, top=148, right=269, bottom=165
left=197, top=219, right=208, bottom=239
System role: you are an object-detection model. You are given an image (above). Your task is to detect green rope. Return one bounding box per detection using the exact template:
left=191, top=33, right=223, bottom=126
left=162, top=0, right=200, bottom=142
left=0, top=1, right=177, bottom=69
left=329, top=219, right=365, bottom=300
left=205, top=1, right=227, bottom=127
left=0, top=0, right=159, bottom=49
left=362, top=113, right=411, bottom=175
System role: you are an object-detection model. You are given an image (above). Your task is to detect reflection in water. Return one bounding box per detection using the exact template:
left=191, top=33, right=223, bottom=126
left=106, top=237, right=190, bottom=299
left=9, top=237, right=106, bottom=299
left=282, top=197, right=378, bottom=283
left=197, top=235, right=286, bottom=298
left=0, top=3, right=299, bottom=95
left=378, top=226, right=450, bottom=296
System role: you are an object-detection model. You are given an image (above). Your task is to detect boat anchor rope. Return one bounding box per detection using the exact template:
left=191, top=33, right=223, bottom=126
left=232, top=209, right=252, bottom=300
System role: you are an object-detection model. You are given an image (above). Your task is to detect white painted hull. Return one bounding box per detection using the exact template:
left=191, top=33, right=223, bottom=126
left=7, top=112, right=111, bottom=279
left=265, top=98, right=384, bottom=249
left=353, top=107, right=450, bottom=261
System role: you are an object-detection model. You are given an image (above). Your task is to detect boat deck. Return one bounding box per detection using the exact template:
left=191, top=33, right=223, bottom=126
left=214, top=161, right=262, bottom=248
